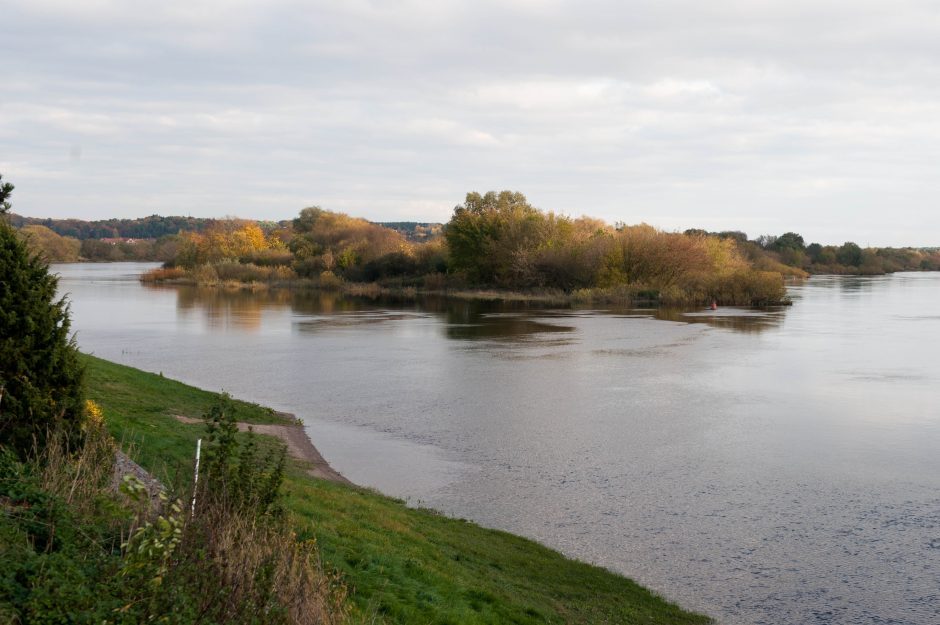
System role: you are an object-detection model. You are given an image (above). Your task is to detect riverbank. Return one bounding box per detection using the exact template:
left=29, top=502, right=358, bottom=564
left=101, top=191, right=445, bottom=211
left=141, top=267, right=793, bottom=307
left=173, top=413, right=351, bottom=484
left=84, top=353, right=712, bottom=624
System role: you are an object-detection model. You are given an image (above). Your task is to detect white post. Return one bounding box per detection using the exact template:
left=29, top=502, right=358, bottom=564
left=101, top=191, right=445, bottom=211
left=191, top=438, right=202, bottom=518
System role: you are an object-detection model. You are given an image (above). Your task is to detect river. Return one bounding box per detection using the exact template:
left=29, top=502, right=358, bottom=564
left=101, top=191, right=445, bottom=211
left=55, top=263, right=940, bottom=625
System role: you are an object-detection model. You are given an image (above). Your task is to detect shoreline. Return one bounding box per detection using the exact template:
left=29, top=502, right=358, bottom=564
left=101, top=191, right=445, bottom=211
left=141, top=275, right=795, bottom=307
left=86, top=353, right=712, bottom=623
left=174, top=413, right=352, bottom=485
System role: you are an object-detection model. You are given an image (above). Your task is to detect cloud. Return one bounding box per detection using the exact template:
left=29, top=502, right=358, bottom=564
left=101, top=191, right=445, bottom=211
left=1, top=0, right=940, bottom=244
left=405, top=119, right=501, bottom=147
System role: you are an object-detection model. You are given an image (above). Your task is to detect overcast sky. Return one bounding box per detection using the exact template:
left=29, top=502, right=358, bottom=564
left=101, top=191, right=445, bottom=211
left=3, top=0, right=940, bottom=246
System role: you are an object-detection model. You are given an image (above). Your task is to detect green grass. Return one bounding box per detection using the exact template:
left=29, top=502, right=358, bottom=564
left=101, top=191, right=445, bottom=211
left=84, top=354, right=712, bottom=625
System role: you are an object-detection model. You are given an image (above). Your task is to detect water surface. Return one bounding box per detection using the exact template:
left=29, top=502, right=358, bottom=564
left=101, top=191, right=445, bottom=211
left=56, top=263, right=940, bottom=625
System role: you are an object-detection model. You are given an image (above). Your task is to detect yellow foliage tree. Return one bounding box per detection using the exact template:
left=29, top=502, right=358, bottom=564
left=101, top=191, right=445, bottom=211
left=17, top=225, right=81, bottom=262
left=171, top=221, right=275, bottom=267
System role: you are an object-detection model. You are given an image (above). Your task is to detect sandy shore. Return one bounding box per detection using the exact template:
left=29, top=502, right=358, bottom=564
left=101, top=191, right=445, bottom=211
left=174, top=414, right=352, bottom=485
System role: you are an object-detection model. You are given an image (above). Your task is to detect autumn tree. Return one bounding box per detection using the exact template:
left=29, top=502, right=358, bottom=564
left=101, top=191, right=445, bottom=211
left=289, top=206, right=407, bottom=278
left=603, top=225, right=712, bottom=288
left=173, top=220, right=277, bottom=267
left=17, top=225, right=81, bottom=262
left=445, top=191, right=776, bottom=295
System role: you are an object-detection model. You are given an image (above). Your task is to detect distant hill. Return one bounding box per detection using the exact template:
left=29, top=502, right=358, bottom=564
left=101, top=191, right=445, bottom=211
left=375, top=221, right=443, bottom=242
left=7, top=214, right=216, bottom=240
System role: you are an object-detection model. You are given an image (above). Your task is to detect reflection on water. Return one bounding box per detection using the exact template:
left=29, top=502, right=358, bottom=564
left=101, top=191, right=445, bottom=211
left=445, top=314, right=576, bottom=342
left=56, top=263, right=940, bottom=625
left=172, top=287, right=368, bottom=331
left=831, top=274, right=883, bottom=292
left=148, top=281, right=786, bottom=338
left=296, top=311, right=429, bottom=333
left=653, top=306, right=787, bottom=333
left=175, top=287, right=274, bottom=331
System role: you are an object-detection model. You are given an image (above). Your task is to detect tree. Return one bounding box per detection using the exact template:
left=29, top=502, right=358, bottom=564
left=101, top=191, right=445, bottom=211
left=444, top=191, right=544, bottom=285
left=0, top=174, right=13, bottom=213
left=836, top=241, right=863, bottom=267
left=716, top=231, right=748, bottom=243
left=805, top=243, right=823, bottom=263
left=287, top=206, right=406, bottom=278
left=292, top=206, right=326, bottom=234
left=0, top=175, right=85, bottom=458
left=772, top=232, right=805, bottom=252
left=770, top=232, right=806, bottom=267
left=172, top=220, right=276, bottom=266
left=755, top=234, right=777, bottom=249
left=817, top=246, right=838, bottom=265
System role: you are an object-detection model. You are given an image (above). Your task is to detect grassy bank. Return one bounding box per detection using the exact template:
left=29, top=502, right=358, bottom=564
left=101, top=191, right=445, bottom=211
left=85, top=354, right=712, bottom=624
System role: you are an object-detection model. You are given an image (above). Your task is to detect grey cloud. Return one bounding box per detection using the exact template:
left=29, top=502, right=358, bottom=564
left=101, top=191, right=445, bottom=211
left=2, top=0, right=940, bottom=245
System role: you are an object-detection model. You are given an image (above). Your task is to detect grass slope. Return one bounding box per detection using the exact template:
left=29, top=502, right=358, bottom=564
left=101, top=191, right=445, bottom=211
left=84, top=354, right=712, bottom=625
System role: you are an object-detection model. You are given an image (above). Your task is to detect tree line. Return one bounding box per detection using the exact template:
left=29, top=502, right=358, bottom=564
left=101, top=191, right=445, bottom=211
left=138, top=190, right=940, bottom=305
left=14, top=189, right=939, bottom=301
left=7, top=214, right=217, bottom=262
left=7, top=213, right=216, bottom=240
left=142, top=191, right=786, bottom=305
left=687, top=229, right=940, bottom=275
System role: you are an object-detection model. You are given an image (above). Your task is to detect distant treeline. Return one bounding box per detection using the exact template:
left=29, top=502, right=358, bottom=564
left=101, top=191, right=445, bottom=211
left=684, top=229, right=940, bottom=275
left=9, top=214, right=279, bottom=263
left=13, top=224, right=180, bottom=263
left=7, top=213, right=215, bottom=239
left=376, top=222, right=443, bottom=242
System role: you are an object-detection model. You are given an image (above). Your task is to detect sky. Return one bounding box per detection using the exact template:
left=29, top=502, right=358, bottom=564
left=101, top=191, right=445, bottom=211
left=2, top=0, right=940, bottom=246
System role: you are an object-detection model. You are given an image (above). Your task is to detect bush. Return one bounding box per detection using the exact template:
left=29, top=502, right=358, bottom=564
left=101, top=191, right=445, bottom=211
left=293, top=256, right=327, bottom=278
left=0, top=419, right=126, bottom=624
left=422, top=272, right=447, bottom=290
left=139, top=267, right=189, bottom=283
left=318, top=270, right=343, bottom=290
left=361, top=251, right=418, bottom=281
left=242, top=248, right=294, bottom=267
left=191, top=263, right=220, bottom=284
left=678, top=269, right=786, bottom=306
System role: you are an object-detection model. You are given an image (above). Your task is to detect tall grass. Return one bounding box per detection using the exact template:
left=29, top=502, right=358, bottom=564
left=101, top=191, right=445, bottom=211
left=140, top=266, right=191, bottom=283
left=571, top=270, right=787, bottom=307
left=36, top=404, right=117, bottom=518
left=173, top=504, right=347, bottom=625
left=0, top=399, right=348, bottom=625
left=141, top=262, right=299, bottom=287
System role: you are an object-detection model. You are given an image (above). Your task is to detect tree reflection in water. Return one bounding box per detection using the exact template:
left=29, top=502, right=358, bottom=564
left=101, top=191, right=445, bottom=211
left=154, top=283, right=788, bottom=337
